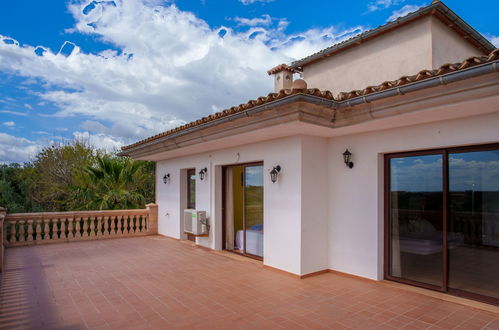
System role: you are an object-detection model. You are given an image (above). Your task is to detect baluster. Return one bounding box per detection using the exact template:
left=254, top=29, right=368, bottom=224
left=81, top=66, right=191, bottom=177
left=123, top=215, right=132, bottom=235
left=27, top=219, right=34, bottom=242
left=137, top=216, right=142, bottom=233
left=145, top=214, right=149, bottom=232
left=96, top=217, right=103, bottom=238
left=43, top=219, right=50, bottom=241
left=113, top=216, right=121, bottom=236
left=117, top=216, right=123, bottom=235
left=89, top=216, right=96, bottom=238
left=9, top=221, right=16, bottom=244
left=60, top=218, right=67, bottom=240
left=35, top=219, right=43, bottom=242
left=75, top=218, right=81, bottom=239
left=131, top=215, right=136, bottom=234
left=18, top=220, right=25, bottom=242
left=82, top=217, right=89, bottom=239
left=67, top=218, right=74, bottom=240
left=103, top=216, right=110, bottom=237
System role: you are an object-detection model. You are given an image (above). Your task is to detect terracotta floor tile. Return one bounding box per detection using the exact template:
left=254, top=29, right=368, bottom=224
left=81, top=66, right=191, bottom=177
left=0, top=236, right=497, bottom=329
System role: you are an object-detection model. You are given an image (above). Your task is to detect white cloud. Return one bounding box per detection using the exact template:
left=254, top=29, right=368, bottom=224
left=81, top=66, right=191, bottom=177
left=387, top=4, right=424, bottom=22
left=367, top=0, right=405, bottom=12
left=233, top=14, right=273, bottom=27
left=239, top=0, right=273, bottom=5
left=0, top=110, right=27, bottom=116
left=32, top=131, right=50, bottom=135
left=56, top=127, right=69, bottom=131
left=3, top=121, right=15, bottom=127
left=72, top=131, right=122, bottom=153
left=0, top=133, right=41, bottom=163
left=0, top=0, right=367, bottom=162
left=486, top=35, right=499, bottom=48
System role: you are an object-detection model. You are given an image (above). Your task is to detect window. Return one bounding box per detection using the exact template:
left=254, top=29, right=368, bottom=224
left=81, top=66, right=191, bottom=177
left=187, top=169, right=196, bottom=209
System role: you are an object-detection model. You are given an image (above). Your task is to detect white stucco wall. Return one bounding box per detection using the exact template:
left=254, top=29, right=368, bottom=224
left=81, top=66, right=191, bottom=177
left=430, top=16, right=483, bottom=69
left=302, top=17, right=433, bottom=94
left=300, top=136, right=329, bottom=274
left=327, top=111, right=499, bottom=280
left=156, top=136, right=305, bottom=275
left=301, top=16, right=485, bottom=95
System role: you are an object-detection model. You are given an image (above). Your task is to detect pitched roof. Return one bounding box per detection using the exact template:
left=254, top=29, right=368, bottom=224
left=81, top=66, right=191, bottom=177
left=121, top=49, right=499, bottom=152
left=290, top=1, right=495, bottom=70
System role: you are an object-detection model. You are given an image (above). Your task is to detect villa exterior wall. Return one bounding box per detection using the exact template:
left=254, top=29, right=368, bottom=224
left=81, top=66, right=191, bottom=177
left=430, top=16, right=482, bottom=68
left=302, top=17, right=433, bottom=94
left=156, top=136, right=306, bottom=275
left=327, top=111, right=499, bottom=280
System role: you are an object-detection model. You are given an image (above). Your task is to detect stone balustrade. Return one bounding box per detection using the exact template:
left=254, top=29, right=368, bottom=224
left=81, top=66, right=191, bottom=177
left=2, top=204, right=157, bottom=248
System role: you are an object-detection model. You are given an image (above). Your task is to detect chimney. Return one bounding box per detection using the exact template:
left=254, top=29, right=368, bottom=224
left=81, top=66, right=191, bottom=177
left=267, top=64, right=297, bottom=92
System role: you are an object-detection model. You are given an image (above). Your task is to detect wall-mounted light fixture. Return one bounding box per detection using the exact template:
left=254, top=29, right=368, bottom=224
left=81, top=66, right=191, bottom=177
left=270, top=165, right=281, bottom=183
left=198, top=167, right=208, bottom=181
left=163, top=173, right=170, bottom=184
left=342, top=149, right=354, bottom=169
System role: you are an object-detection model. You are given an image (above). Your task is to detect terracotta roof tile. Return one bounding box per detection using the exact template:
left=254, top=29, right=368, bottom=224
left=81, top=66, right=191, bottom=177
left=267, top=64, right=299, bottom=75
left=122, top=49, right=499, bottom=151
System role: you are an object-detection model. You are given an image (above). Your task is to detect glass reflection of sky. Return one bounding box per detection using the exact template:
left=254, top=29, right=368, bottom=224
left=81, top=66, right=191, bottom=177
left=245, top=166, right=263, bottom=187
left=391, top=155, right=442, bottom=192
left=450, top=150, right=499, bottom=192
left=391, top=150, right=499, bottom=192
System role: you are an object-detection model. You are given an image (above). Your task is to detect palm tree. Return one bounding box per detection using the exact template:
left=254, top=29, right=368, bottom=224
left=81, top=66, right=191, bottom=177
left=73, top=156, right=151, bottom=210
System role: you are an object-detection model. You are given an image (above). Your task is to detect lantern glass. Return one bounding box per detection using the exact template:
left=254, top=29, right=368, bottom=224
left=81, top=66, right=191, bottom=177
left=343, top=149, right=351, bottom=163
left=342, top=149, right=354, bottom=168
left=270, top=165, right=281, bottom=183
left=199, top=168, right=207, bottom=181
left=163, top=174, right=170, bottom=184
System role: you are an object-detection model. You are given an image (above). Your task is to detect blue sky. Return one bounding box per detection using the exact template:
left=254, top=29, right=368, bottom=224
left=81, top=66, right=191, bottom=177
left=0, top=0, right=498, bottom=163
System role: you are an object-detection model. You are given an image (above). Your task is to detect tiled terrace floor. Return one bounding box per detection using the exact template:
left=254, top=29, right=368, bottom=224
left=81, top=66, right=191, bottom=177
left=0, top=236, right=498, bottom=330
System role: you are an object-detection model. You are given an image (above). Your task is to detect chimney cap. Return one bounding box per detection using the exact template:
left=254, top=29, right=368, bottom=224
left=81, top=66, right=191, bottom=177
left=291, top=79, right=307, bottom=90
left=267, top=63, right=299, bottom=76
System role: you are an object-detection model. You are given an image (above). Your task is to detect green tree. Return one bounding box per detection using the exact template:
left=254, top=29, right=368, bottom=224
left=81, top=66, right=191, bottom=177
left=31, top=140, right=98, bottom=211
left=73, top=155, right=154, bottom=210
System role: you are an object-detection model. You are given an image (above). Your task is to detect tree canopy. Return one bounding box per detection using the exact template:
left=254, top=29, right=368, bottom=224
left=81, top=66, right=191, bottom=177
left=0, top=140, right=154, bottom=213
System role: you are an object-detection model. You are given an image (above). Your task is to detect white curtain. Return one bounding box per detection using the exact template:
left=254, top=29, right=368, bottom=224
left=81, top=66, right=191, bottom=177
left=225, top=167, right=235, bottom=250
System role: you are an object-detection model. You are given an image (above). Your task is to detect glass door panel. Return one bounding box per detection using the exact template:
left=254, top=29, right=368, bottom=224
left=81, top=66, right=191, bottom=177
left=388, top=154, right=444, bottom=287
left=448, top=150, right=499, bottom=299
left=244, top=165, right=264, bottom=257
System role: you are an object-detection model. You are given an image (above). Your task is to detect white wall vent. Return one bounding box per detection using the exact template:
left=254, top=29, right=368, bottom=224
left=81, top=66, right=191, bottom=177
left=183, top=209, right=208, bottom=236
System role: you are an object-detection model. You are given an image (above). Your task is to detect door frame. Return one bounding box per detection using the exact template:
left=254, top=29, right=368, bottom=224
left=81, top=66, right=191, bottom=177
left=384, top=142, right=499, bottom=306
left=222, top=161, right=264, bottom=261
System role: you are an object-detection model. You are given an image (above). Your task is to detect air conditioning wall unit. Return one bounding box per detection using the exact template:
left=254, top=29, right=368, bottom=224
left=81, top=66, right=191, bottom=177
left=183, top=209, right=208, bottom=236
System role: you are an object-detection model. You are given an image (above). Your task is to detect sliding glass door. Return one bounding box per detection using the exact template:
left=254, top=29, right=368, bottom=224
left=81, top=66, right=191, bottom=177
left=244, top=165, right=264, bottom=257
left=386, top=144, right=499, bottom=304
left=223, top=163, right=264, bottom=259
left=448, top=149, right=499, bottom=300
left=387, top=154, right=444, bottom=289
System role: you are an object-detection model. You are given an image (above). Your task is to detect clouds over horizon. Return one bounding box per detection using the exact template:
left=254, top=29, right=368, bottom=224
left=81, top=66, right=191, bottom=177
left=0, top=0, right=365, bottom=163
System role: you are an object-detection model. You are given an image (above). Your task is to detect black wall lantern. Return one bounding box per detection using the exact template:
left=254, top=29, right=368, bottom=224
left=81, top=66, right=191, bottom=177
left=270, top=165, right=281, bottom=183
left=342, top=149, right=354, bottom=169
left=199, top=167, right=208, bottom=181
left=163, top=173, right=170, bottom=184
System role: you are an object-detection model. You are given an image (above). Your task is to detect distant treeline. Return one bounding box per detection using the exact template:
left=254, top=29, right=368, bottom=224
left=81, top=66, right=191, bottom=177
left=0, top=140, right=155, bottom=213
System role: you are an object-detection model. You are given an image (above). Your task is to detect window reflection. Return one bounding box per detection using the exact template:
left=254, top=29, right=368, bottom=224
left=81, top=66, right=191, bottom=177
left=449, top=150, right=499, bottom=299
left=389, top=155, right=443, bottom=287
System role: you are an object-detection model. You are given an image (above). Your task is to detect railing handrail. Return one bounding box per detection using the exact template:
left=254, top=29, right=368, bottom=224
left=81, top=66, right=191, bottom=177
left=1, top=204, right=158, bottom=250
left=5, top=208, right=148, bottom=220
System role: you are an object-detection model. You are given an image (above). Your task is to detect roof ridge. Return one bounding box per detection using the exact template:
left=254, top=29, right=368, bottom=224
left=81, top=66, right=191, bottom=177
left=121, top=48, right=499, bottom=151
